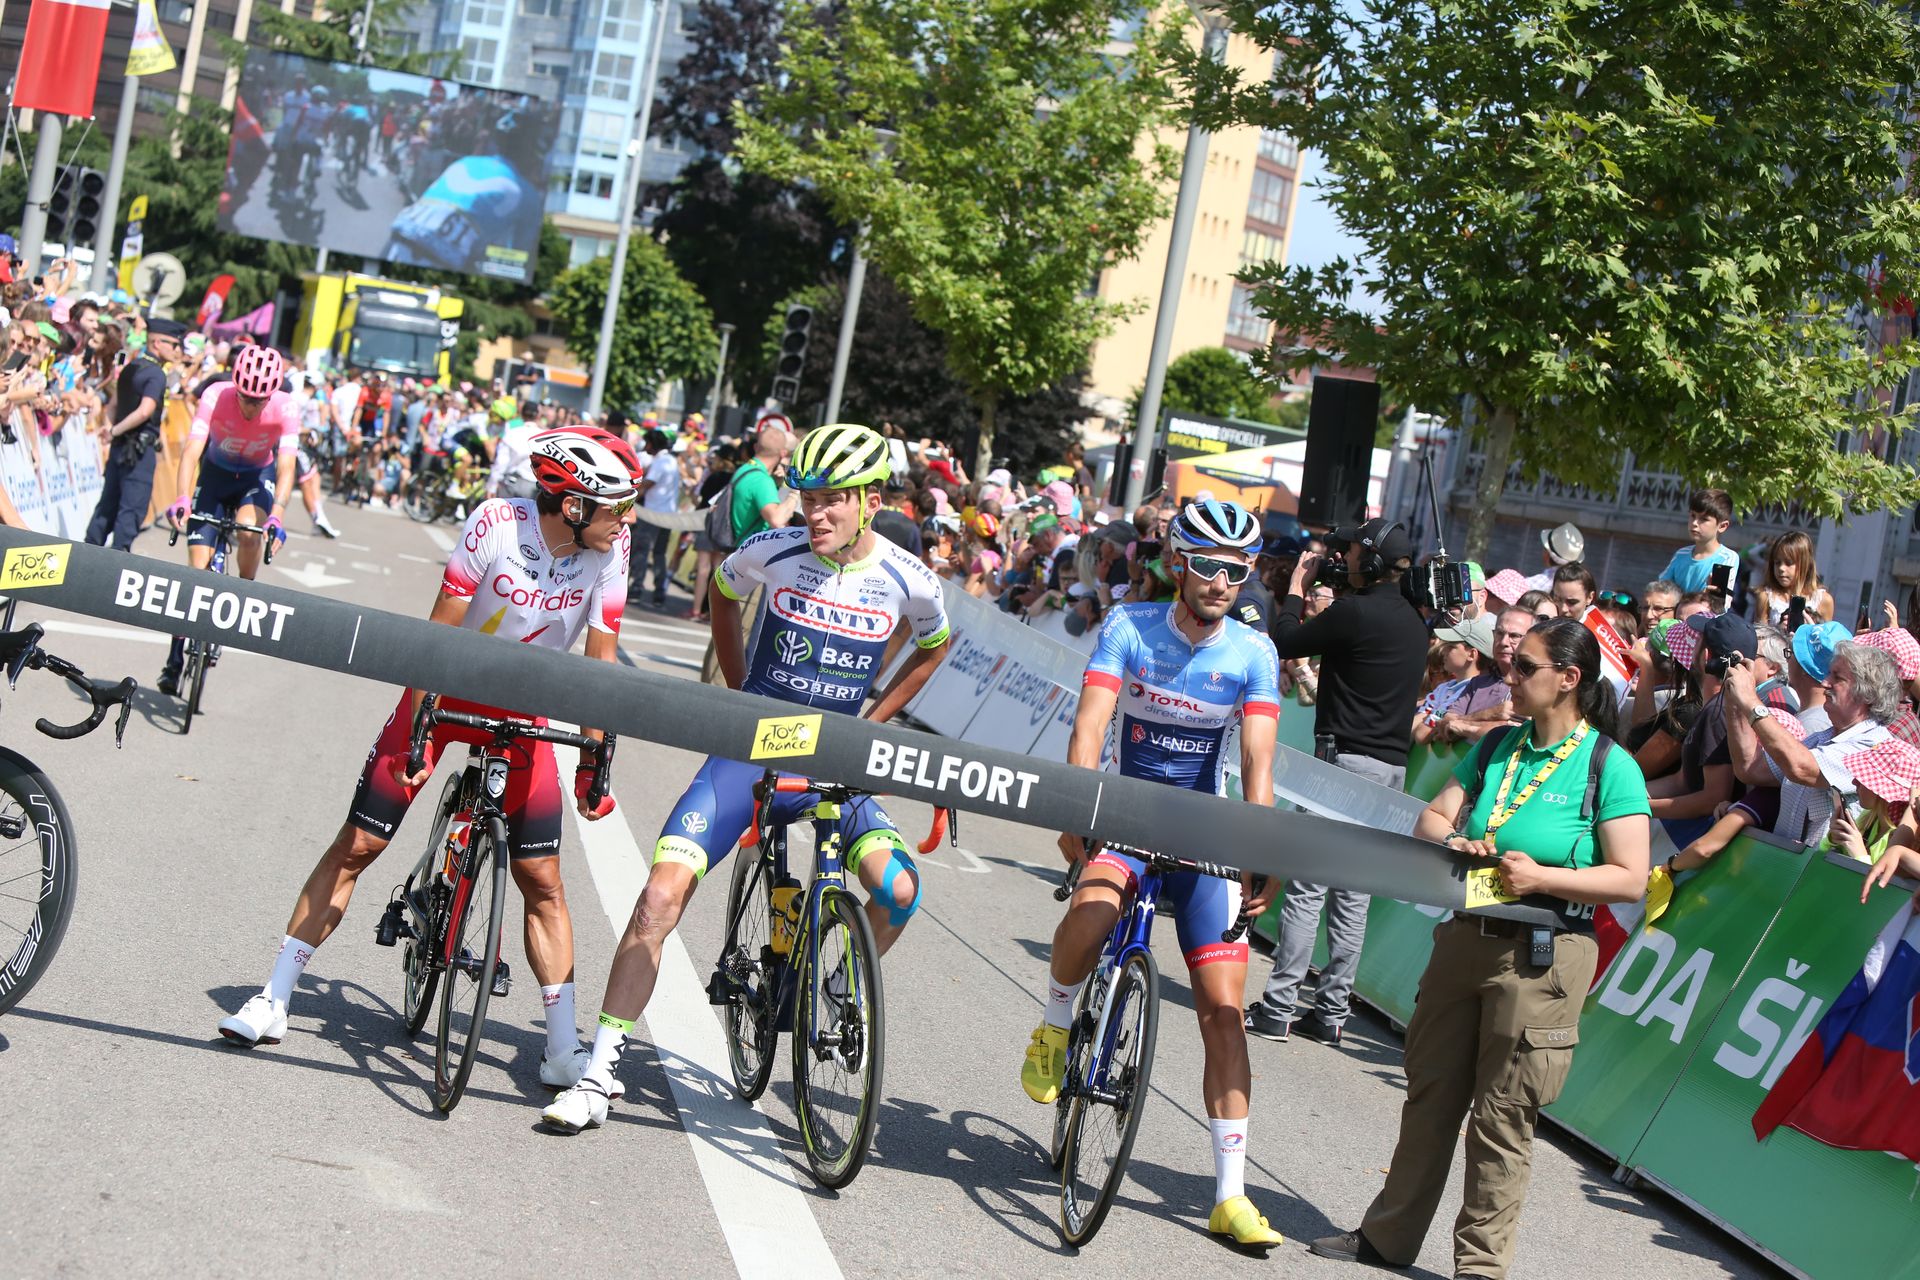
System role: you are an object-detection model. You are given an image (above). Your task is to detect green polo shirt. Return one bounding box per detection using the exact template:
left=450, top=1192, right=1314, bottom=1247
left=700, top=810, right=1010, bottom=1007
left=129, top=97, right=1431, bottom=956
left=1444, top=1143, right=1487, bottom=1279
left=1452, top=722, right=1651, bottom=870
left=729, top=460, right=781, bottom=543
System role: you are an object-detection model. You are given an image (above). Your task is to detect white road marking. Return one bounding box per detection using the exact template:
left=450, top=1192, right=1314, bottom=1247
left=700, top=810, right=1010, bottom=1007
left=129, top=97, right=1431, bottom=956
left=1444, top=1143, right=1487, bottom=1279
left=559, top=757, right=845, bottom=1280
left=276, top=562, right=353, bottom=590
left=398, top=553, right=435, bottom=564
left=424, top=528, right=455, bottom=554
left=617, top=629, right=706, bottom=653
left=349, top=561, right=391, bottom=575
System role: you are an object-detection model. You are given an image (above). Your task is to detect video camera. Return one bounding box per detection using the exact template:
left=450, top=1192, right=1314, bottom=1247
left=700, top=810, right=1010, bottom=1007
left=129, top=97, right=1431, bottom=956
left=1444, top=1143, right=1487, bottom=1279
left=1402, top=556, right=1473, bottom=613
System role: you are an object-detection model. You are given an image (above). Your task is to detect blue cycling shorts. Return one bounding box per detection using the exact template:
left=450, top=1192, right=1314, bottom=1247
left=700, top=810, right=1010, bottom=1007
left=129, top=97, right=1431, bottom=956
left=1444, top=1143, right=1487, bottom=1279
left=1089, top=848, right=1248, bottom=970
left=190, top=461, right=276, bottom=548
left=654, top=754, right=905, bottom=880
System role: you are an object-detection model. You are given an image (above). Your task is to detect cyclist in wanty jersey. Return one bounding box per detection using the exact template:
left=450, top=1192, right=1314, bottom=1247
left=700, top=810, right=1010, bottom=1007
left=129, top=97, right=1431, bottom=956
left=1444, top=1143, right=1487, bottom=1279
left=217, top=429, right=639, bottom=1093
left=1023, top=499, right=1289, bottom=1250
left=545, top=423, right=952, bottom=1133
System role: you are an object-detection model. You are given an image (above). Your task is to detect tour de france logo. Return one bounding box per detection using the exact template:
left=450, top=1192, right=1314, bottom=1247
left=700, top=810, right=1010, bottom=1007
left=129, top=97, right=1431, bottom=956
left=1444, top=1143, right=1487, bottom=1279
left=751, top=713, right=823, bottom=762
left=0, top=544, right=68, bottom=590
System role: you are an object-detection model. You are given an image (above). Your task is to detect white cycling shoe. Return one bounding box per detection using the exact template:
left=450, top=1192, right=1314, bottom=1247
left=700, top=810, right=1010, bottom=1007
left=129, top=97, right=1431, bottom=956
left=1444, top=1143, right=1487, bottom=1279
left=542, top=1079, right=617, bottom=1133
left=539, top=1044, right=593, bottom=1089
left=218, top=993, right=288, bottom=1047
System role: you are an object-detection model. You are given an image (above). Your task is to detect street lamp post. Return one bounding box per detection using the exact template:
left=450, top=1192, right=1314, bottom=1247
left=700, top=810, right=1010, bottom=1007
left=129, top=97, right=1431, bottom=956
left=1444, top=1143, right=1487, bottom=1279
left=1121, top=10, right=1231, bottom=512
left=585, top=0, right=673, bottom=420
left=711, top=322, right=736, bottom=418
left=822, top=128, right=897, bottom=426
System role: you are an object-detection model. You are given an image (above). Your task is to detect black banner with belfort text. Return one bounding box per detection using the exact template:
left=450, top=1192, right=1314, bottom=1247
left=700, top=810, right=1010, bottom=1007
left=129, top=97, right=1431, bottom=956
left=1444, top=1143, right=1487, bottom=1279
left=0, top=529, right=1576, bottom=924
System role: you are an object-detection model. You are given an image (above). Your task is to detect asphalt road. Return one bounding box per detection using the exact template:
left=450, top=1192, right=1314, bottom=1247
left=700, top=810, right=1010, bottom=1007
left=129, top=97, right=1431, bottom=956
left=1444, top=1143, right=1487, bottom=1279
left=224, top=143, right=412, bottom=258
left=0, top=504, right=1780, bottom=1279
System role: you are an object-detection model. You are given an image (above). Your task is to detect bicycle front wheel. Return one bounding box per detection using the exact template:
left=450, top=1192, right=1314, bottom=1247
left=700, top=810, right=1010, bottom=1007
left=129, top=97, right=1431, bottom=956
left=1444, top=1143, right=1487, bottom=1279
left=791, top=886, right=884, bottom=1188
left=0, top=747, right=77, bottom=1017
left=1059, top=951, right=1159, bottom=1246
left=402, top=772, right=465, bottom=1035
left=719, top=848, right=778, bottom=1100
left=433, top=820, right=506, bottom=1113
left=402, top=476, right=438, bottom=523
left=179, top=638, right=207, bottom=735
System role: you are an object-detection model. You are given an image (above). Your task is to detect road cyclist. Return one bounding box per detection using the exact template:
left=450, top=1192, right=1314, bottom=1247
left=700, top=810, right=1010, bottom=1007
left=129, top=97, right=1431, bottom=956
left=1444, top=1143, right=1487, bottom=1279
left=544, top=422, right=954, bottom=1133
left=215, top=427, right=639, bottom=1096
left=1021, top=497, right=1289, bottom=1250
left=158, top=345, right=299, bottom=698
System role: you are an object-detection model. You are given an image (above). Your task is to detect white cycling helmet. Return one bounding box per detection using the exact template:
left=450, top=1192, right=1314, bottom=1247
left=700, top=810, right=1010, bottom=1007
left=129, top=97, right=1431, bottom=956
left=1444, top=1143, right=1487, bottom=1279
left=530, top=429, right=639, bottom=503
left=1167, top=497, right=1260, bottom=555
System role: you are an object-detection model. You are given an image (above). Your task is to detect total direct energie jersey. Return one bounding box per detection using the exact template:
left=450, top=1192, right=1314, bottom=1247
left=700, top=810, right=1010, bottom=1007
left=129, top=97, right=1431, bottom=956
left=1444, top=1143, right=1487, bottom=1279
left=1083, top=601, right=1281, bottom=794
left=715, top=526, right=950, bottom=714
left=191, top=383, right=298, bottom=472
left=441, top=498, right=628, bottom=649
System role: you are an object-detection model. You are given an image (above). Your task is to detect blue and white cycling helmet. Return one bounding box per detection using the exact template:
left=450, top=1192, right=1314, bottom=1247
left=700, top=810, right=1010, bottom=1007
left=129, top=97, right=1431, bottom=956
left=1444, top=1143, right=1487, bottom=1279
left=1167, top=497, right=1260, bottom=556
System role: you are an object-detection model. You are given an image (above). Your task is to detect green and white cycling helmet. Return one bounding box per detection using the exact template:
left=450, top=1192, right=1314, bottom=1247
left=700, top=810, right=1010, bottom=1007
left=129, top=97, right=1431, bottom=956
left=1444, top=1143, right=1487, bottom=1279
left=788, top=423, right=892, bottom=491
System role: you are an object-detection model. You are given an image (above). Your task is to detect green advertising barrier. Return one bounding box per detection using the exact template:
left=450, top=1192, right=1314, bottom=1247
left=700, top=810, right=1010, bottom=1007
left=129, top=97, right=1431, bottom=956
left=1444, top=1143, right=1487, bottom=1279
left=1625, top=853, right=1920, bottom=1279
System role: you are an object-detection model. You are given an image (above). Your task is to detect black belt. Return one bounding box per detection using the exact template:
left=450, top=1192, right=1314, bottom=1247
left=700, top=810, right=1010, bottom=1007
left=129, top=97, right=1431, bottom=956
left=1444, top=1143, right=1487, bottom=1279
left=1458, top=913, right=1530, bottom=939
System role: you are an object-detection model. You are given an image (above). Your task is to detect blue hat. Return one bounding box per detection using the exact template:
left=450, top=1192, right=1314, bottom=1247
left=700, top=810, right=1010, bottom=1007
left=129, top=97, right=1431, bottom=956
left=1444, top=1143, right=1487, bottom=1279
left=1792, top=621, right=1850, bottom=683
left=0, top=234, right=16, bottom=256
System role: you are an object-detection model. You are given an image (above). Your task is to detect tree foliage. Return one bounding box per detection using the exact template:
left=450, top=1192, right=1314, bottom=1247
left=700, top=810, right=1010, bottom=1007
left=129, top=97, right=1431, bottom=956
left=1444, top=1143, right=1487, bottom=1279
left=246, top=0, right=457, bottom=77
left=1192, top=0, right=1920, bottom=554
left=1130, top=346, right=1291, bottom=427
left=737, top=0, right=1180, bottom=472
left=548, top=236, right=715, bottom=414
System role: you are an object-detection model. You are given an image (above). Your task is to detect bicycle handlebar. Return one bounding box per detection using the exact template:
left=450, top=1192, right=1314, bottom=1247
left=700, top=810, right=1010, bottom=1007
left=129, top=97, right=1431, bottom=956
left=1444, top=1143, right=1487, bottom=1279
left=168, top=511, right=279, bottom=565
left=0, top=623, right=138, bottom=747
left=404, top=693, right=614, bottom=794
left=1052, top=840, right=1254, bottom=942
left=756, top=770, right=956, bottom=852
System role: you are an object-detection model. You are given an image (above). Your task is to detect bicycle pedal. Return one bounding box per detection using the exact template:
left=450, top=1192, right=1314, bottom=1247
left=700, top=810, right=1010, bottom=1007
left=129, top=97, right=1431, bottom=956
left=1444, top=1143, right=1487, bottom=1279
left=374, top=899, right=405, bottom=947
left=0, top=814, right=24, bottom=840
left=491, top=960, right=512, bottom=999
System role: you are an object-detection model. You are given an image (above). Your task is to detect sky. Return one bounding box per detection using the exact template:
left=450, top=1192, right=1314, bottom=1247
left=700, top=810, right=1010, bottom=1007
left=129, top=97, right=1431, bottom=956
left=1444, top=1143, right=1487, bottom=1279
left=1285, top=148, right=1368, bottom=279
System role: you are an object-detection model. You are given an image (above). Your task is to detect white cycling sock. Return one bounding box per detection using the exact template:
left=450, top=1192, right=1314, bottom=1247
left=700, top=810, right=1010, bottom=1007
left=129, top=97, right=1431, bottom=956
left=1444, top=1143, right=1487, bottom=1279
left=581, top=1013, right=632, bottom=1091
left=1211, top=1115, right=1248, bottom=1204
left=541, top=983, right=577, bottom=1061
left=264, top=934, right=318, bottom=1009
left=1043, top=975, right=1085, bottom=1030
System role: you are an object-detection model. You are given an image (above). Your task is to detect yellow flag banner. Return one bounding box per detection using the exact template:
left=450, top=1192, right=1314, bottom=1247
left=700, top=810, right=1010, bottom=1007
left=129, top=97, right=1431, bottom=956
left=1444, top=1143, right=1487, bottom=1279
left=126, top=0, right=177, bottom=76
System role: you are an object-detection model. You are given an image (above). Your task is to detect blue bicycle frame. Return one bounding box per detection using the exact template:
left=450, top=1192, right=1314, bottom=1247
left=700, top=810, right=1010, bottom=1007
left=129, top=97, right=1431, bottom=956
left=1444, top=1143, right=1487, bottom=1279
left=761, top=791, right=856, bottom=1043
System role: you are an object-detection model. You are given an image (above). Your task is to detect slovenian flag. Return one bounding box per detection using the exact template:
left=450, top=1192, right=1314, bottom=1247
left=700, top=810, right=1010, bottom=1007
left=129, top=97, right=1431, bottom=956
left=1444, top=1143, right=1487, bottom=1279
left=1753, top=904, right=1920, bottom=1162
left=15, top=0, right=111, bottom=119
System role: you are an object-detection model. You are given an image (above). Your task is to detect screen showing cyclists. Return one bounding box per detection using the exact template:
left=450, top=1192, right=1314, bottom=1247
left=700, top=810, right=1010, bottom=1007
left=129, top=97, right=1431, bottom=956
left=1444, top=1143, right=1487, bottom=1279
left=218, top=51, right=559, bottom=285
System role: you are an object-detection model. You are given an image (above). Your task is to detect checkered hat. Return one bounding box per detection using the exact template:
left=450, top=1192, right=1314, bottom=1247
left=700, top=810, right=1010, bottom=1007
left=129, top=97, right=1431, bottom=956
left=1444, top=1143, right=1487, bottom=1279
left=1765, top=707, right=1808, bottom=741
left=1485, top=568, right=1530, bottom=607
left=1858, top=627, right=1920, bottom=682
left=1666, top=621, right=1700, bottom=672
left=1843, top=737, right=1920, bottom=811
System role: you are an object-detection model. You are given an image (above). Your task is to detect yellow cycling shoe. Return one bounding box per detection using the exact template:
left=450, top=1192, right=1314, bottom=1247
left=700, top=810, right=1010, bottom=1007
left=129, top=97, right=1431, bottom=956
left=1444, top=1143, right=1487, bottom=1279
left=1208, top=1195, right=1284, bottom=1249
left=1021, top=1023, right=1069, bottom=1103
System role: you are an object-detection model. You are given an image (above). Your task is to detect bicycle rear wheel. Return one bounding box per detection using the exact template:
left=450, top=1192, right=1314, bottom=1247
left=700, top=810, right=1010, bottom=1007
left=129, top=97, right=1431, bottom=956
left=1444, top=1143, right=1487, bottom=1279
left=179, top=638, right=207, bottom=735
left=0, top=747, right=77, bottom=1017
left=719, top=848, right=779, bottom=1100
left=1059, top=951, right=1158, bottom=1246
left=791, top=886, right=884, bottom=1188
left=433, top=819, right=506, bottom=1113
left=402, top=475, right=438, bottom=523
left=402, top=771, right=466, bottom=1035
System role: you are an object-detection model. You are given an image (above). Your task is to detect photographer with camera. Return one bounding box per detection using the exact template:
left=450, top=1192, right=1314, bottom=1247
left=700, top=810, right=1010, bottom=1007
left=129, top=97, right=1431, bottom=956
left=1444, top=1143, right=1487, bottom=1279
left=1245, top=517, right=1429, bottom=1046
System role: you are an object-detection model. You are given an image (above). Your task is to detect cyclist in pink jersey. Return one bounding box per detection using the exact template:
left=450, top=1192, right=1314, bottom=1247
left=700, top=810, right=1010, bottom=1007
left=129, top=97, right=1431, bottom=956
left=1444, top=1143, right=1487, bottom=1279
left=158, top=347, right=299, bottom=696
left=215, top=429, right=638, bottom=1094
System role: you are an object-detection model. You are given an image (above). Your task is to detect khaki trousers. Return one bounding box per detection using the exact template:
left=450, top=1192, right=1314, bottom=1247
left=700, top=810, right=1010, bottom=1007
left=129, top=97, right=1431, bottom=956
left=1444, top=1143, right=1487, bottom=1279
left=1360, top=914, right=1596, bottom=1278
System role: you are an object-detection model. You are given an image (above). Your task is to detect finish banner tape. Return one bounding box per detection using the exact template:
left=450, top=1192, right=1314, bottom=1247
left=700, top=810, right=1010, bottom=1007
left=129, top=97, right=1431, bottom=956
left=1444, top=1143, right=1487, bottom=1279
left=0, top=529, right=1573, bottom=926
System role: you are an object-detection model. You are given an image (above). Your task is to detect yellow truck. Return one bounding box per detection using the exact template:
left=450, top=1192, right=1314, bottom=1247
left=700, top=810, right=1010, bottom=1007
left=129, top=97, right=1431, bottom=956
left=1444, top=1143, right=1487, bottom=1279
left=291, top=272, right=465, bottom=385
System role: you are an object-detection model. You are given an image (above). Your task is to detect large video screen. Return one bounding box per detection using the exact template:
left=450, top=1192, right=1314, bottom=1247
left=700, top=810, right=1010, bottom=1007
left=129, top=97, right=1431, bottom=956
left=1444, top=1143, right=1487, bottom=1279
left=218, top=51, right=559, bottom=285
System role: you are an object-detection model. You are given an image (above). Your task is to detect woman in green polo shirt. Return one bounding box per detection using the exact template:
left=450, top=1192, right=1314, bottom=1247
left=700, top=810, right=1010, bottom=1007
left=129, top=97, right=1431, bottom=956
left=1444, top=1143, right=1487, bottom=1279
left=1311, top=617, right=1650, bottom=1280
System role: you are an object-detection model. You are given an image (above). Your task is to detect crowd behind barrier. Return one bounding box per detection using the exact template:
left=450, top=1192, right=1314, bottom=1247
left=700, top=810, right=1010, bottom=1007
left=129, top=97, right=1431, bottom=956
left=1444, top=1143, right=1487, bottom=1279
left=898, top=575, right=1919, bottom=1280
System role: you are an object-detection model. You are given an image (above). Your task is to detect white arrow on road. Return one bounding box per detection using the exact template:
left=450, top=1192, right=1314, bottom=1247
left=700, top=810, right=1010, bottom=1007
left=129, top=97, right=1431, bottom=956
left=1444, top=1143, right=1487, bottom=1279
left=274, top=561, right=353, bottom=591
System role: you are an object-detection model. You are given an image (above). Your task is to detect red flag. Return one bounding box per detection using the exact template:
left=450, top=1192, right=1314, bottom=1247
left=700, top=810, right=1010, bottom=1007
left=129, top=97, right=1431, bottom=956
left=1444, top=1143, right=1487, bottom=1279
left=15, top=0, right=111, bottom=118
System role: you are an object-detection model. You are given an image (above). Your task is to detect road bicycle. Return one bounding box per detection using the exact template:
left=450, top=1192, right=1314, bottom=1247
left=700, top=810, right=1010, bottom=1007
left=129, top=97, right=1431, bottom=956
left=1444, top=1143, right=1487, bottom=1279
left=1048, top=843, right=1254, bottom=1245
left=166, top=511, right=278, bottom=735
left=0, top=599, right=137, bottom=1016
left=402, top=456, right=486, bottom=524
left=373, top=693, right=614, bottom=1113
left=707, top=771, right=952, bottom=1187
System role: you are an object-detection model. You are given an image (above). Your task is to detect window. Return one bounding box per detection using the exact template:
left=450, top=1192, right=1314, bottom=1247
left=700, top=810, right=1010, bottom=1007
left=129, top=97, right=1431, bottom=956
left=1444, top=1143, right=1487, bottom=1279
left=137, top=84, right=174, bottom=116
left=571, top=170, right=615, bottom=198
left=521, top=0, right=563, bottom=14
left=675, top=0, right=694, bottom=34
left=1246, top=169, right=1293, bottom=225
left=590, top=50, right=636, bottom=99
left=388, top=30, right=420, bottom=54
left=459, top=36, right=499, bottom=83
left=577, top=109, right=625, bottom=162
left=462, top=0, right=506, bottom=26
left=530, top=58, right=569, bottom=80
left=1257, top=130, right=1298, bottom=169
left=1241, top=228, right=1283, bottom=265
left=568, top=235, right=612, bottom=266
left=1227, top=284, right=1269, bottom=343
left=601, top=0, right=644, bottom=43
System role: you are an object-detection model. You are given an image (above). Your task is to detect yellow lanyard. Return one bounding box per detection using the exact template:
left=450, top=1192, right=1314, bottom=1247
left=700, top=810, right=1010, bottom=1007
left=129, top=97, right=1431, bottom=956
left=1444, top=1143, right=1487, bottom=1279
left=1486, top=721, right=1589, bottom=836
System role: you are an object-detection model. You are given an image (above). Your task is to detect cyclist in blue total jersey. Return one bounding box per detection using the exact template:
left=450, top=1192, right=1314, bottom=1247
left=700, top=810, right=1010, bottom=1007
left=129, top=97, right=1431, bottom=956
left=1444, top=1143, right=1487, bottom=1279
left=1022, top=498, right=1289, bottom=1250
left=545, top=423, right=952, bottom=1133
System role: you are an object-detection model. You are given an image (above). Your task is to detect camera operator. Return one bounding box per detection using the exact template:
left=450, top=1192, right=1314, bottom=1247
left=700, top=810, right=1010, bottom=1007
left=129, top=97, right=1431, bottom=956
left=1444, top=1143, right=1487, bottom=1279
left=1246, top=517, right=1430, bottom=1045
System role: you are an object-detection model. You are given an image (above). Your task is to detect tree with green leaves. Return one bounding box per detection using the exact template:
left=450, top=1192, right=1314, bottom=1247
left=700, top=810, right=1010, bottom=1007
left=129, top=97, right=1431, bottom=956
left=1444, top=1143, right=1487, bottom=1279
left=244, top=0, right=456, bottom=76
left=547, top=237, right=715, bottom=415
left=1193, top=0, right=1920, bottom=555
left=1131, top=346, right=1292, bottom=428
left=736, top=0, right=1179, bottom=474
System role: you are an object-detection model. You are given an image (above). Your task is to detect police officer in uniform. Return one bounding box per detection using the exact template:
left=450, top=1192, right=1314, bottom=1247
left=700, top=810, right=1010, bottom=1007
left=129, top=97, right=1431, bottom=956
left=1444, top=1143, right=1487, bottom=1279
left=86, top=318, right=185, bottom=550
left=1309, top=619, right=1650, bottom=1279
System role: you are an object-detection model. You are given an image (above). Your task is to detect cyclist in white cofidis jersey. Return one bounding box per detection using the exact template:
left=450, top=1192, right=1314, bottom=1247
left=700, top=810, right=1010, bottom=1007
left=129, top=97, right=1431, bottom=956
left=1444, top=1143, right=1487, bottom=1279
left=544, top=422, right=951, bottom=1134
left=216, top=427, right=639, bottom=1094
left=1022, top=498, right=1287, bottom=1250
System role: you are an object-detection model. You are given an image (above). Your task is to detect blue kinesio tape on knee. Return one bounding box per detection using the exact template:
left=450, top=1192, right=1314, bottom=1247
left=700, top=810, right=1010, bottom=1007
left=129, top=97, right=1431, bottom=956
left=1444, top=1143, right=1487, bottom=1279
left=877, top=852, right=921, bottom=927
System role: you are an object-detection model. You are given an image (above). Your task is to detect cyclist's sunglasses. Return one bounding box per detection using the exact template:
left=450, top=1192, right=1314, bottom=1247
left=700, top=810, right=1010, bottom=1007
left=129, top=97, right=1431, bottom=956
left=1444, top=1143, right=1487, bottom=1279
left=1185, top=554, right=1252, bottom=585
left=590, top=494, right=636, bottom=519
left=236, top=390, right=271, bottom=407
left=1598, top=590, right=1636, bottom=608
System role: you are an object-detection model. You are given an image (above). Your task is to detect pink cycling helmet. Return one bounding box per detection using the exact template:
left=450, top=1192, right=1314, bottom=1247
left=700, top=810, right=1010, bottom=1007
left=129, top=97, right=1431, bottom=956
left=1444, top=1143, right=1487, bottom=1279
left=231, top=346, right=286, bottom=399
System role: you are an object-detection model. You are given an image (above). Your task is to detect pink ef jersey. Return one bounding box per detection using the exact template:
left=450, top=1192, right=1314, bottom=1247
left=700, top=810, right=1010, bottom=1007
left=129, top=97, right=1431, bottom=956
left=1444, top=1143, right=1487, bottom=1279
left=191, top=383, right=298, bottom=471
left=440, top=498, right=629, bottom=649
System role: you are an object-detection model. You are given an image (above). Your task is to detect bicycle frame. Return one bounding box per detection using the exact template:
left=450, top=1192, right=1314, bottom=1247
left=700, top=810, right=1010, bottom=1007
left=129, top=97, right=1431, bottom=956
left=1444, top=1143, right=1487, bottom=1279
left=759, top=799, right=852, bottom=1041
left=1073, top=864, right=1166, bottom=1107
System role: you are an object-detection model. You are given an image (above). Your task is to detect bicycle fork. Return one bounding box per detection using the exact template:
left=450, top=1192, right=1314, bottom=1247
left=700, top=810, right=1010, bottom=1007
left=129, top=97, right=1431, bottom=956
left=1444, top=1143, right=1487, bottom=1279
left=1076, top=883, right=1157, bottom=1107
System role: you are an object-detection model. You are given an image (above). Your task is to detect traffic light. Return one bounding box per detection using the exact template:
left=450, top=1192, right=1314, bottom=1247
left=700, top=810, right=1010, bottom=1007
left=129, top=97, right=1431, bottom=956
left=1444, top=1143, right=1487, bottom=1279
left=46, top=166, right=106, bottom=248
left=770, top=304, right=814, bottom=404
